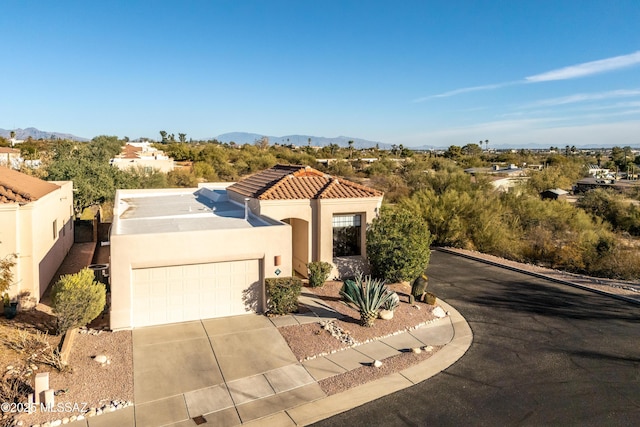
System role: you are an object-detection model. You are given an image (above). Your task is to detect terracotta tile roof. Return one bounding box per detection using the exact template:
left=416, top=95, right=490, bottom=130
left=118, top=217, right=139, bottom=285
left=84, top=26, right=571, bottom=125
left=0, top=147, right=20, bottom=154
left=0, top=167, right=60, bottom=204
left=121, top=145, right=143, bottom=159
left=228, top=164, right=383, bottom=200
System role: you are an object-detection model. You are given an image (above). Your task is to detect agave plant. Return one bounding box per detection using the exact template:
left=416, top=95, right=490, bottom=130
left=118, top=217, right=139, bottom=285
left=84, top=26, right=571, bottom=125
left=340, top=274, right=394, bottom=327
left=382, top=291, right=400, bottom=312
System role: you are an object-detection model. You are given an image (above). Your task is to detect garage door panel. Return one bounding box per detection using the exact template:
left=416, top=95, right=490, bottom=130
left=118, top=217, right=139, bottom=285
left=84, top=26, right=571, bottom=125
left=166, top=280, right=184, bottom=296
left=132, top=260, right=261, bottom=327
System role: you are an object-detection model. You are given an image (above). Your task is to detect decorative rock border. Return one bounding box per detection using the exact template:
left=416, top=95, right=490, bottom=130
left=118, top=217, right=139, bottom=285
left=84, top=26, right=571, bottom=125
left=304, top=304, right=450, bottom=362
left=24, top=400, right=133, bottom=427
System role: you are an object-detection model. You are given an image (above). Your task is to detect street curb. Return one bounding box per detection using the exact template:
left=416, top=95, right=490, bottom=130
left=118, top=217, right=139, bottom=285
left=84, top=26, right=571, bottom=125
left=435, top=247, right=640, bottom=306
left=282, top=300, right=473, bottom=426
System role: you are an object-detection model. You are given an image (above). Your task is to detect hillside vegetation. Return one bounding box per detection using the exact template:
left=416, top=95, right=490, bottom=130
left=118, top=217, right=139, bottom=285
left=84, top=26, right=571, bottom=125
left=7, top=136, right=640, bottom=280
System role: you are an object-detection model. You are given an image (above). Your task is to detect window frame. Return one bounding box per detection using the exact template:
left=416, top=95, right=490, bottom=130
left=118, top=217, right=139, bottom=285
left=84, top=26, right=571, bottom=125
left=332, top=214, right=362, bottom=257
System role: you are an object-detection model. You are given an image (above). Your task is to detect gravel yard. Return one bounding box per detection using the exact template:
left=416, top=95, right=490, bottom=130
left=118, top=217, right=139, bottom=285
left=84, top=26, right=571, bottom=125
left=0, top=308, right=133, bottom=427
left=279, top=280, right=442, bottom=362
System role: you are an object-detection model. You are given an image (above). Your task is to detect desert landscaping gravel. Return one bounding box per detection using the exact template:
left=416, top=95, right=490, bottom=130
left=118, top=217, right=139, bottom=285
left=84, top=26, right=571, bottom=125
left=279, top=280, right=442, bottom=361
left=13, top=329, right=133, bottom=427
left=318, top=346, right=442, bottom=396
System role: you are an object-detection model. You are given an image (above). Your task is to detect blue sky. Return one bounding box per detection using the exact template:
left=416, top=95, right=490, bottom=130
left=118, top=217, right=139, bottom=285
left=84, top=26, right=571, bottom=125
left=1, top=0, right=639, bottom=147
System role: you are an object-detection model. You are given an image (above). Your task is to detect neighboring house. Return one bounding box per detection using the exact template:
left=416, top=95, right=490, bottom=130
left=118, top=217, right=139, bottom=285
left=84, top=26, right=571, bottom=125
left=575, top=177, right=640, bottom=194
left=466, top=165, right=528, bottom=193
left=587, top=164, right=616, bottom=183
left=484, top=175, right=528, bottom=193
left=0, top=168, right=74, bottom=305
left=0, top=147, right=23, bottom=170
left=109, top=164, right=383, bottom=330
left=540, top=188, right=569, bottom=200
left=109, top=142, right=174, bottom=173
left=465, top=164, right=527, bottom=177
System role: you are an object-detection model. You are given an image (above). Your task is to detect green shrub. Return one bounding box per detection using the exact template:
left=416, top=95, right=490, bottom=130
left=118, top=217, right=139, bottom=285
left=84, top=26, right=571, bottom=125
left=0, top=254, right=17, bottom=295
left=265, top=277, right=302, bottom=315
left=366, top=206, right=432, bottom=283
left=340, top=274, right=394, bottom=327
left=51, top=268, right=106, bottom=335
left=306, top=261, right=332, bottom=287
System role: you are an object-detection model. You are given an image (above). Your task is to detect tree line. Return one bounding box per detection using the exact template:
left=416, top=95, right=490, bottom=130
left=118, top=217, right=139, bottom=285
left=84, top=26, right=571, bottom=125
left=10, top=135, right=640, bottom=280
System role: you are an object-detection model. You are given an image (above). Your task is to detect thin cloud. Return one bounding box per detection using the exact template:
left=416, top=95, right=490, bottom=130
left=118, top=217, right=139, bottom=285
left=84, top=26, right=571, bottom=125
left=526, top=51, right=640, bottom=82
left=521, top=89, right=640, bottom=108
left=416, top=51, right=640, bottom=101
left=413, top=82, right=518, bottom=102
left=402, top=119, right=639, bottom=147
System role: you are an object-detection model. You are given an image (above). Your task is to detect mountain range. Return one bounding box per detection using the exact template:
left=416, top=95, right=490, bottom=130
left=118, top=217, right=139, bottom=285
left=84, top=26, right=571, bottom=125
left=214, top=132, right=393, bottom=150
left=0, top=127, right=88, bottom=142
left=2, top=127, right=635, bottom=150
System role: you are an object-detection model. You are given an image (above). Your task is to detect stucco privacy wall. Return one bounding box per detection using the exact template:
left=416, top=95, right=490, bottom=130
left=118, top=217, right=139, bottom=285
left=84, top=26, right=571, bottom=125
left=109, top=187, right=292, bottom=330
left=0, top=181, right=74, bottom=302
left=111, top=157, right=174, bottom=173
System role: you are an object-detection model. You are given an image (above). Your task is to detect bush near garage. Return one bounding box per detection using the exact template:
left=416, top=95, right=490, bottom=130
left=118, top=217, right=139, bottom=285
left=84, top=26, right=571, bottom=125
left=51, top=268, right=106, bottom=335
left=266, top=277, right=302, bottom=315
left=307, top=261, right=333, bottom=288
left=366, top=206, right=432, bottom=283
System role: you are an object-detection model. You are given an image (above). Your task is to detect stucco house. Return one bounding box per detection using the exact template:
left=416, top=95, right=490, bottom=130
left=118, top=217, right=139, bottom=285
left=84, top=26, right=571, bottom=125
left=0, top=147, right=23, bottom=170
left=0, top=168, right=74, bottom=305
left=109, top=164, right=383, bottom=329
left=109, top=142, right=175, bottom=173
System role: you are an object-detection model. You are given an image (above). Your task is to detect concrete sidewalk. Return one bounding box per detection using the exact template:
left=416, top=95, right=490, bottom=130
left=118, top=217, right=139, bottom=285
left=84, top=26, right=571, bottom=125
left=269, top=298, right=472, bottom=427
left=67, top=298, right=471, bottom=427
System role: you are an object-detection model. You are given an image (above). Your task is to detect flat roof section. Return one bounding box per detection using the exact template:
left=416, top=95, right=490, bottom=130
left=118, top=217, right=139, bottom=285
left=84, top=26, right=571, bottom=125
left=114, top=189, right=280, bottom=235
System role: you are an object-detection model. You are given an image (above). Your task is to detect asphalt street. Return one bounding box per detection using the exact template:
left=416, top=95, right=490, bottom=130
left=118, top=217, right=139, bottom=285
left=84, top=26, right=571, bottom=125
left=312, top=249, right=640, bottom=427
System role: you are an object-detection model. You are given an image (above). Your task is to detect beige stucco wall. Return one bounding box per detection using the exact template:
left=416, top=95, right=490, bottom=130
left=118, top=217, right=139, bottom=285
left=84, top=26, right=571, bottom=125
left=0, top=181, right=74, bottom=303
left=110, top=215, right=291, bottom=330
left=316, top=197, right=382, bottom=277
left=230, top=192, right=383, bottom=279
left=112, top=158, right=175, bottom=173
left=0, top=151, right=21, bottom=167
left=249, top=198, right=316, bottom=277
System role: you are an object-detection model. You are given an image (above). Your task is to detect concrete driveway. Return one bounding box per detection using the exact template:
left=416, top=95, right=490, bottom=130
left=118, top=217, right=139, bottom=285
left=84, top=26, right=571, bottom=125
left=313, top=250, right=640, bottom=426
left=131, top=314, right=322, bottom=427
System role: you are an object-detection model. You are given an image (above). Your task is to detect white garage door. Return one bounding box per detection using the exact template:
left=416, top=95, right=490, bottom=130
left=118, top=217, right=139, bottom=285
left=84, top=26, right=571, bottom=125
left=132, top=259, right=261, bottom=327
